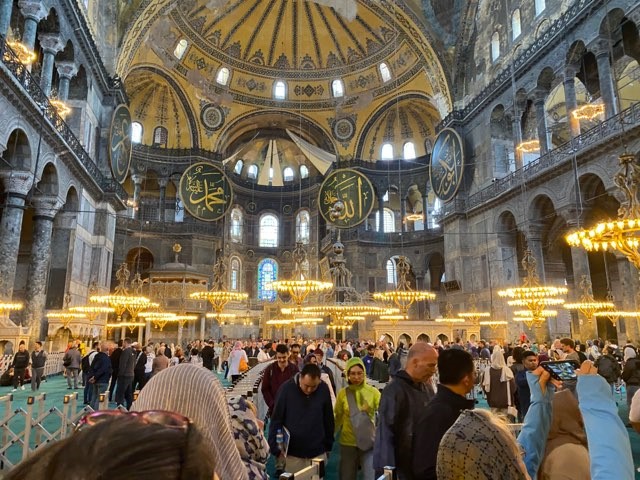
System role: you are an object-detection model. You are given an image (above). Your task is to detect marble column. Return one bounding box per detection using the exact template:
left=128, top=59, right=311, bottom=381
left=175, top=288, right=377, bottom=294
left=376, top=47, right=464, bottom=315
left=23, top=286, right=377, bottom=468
left=0, top=0, right=12, bottom=38
left=131, top=173, right=144, bottom=220
left=17, top=0, right=47, bottom=51
left=55, top=61, right=78, bottom=101
left=526, top=225, right=546, bottom=282
left=616, top=258, right=639, bottom=343
left=377, top=191, right=385, bottom=233
left=569, top=246, right=596, bottom=340
left=38, top=34, right=64, bottom=96
left=145, top=320, right=151, bottom=344
left=533, top=89, right=550, bottom=155
left=200, top=315, right=206, bottom=340
left=158, top=177, right=168, bottom=222
left=563, top=65, right=581, bottom=138
left=23, top=196, right=62, bottom=340
left=592, top=40, right=618, bottom=119
left=0, top=171, right=33, bottom=299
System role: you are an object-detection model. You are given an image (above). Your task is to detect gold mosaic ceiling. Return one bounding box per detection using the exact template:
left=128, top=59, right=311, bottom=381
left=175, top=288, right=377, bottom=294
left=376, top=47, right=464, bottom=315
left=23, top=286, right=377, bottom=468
left=118, top=0, right=451, bottom=159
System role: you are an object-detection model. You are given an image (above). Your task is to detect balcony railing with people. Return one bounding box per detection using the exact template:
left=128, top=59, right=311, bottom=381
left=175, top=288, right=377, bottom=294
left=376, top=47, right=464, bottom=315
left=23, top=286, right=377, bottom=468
left=0, top=36, right=127, bottom=204
left=443, top=102, right=640, bottom=217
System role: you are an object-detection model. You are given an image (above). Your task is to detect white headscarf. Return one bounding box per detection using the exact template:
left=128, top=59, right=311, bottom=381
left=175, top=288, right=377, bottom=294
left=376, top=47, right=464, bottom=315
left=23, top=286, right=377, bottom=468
left=133, top=364, right=248, bottom=480
left=483, top=349, right=514, bottom=392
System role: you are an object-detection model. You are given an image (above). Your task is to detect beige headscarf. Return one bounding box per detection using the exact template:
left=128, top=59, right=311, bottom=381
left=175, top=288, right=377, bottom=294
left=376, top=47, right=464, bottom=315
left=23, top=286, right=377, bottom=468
left=132, top=364, right=247, bottom=480
left=483, top=349, right=514, bottom=392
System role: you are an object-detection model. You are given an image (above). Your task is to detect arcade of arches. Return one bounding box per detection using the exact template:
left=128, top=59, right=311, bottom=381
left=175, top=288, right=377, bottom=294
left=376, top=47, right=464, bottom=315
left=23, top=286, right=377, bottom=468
left=1, top=0, right=640, bottom=353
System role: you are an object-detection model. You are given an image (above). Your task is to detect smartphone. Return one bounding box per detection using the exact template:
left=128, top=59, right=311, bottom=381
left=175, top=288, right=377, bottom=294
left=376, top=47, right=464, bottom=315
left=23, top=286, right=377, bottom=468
left=540, top=360, right=579, bottom=381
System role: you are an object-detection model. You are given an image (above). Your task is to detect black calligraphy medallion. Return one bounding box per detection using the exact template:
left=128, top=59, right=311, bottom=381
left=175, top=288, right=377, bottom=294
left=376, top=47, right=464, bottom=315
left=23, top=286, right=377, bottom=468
left=178, top=163, right=233, bottom=222
left=318, top=168, right=374, bottom=228
left=109, top=104, right=133, bottom=184
left=429, top=128, right=465, bottom=203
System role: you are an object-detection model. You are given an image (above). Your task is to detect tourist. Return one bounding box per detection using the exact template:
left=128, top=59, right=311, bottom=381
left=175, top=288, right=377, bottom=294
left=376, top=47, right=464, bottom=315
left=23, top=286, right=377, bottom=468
left=262, top=344, right=298, bottom=416
left=594, top=346, right=621, bottom=395
left=257, top=343, right=272, bottom=363
left=108, top=339, right=122, bottom=401
left=362, top=345, right=375, bottom=376
left=228, top=341, right=249, bottom=383
left=201, top=339, right=215, bottom=371
left=313, top=348, right=336, bottom=393
left=514, top=350, right=539, bottom=421
left=115, top=337, right=136, bottom=409
left=334, top=357, right=380, bottom=480
left=170, top=346, right=185, bottom=366
left=228, top=395, right=269, bottom=480
left=245, top=341, right=260, bottom=358
left=483, top=348, right=516, bottom=417
left=30, top=341, right=47, bottom=392
left=289, top=343, right=304, bottom=370
left=133, top=364, right=247, bottom=479
left=133, top=343, right=147, bottom=391
left=622, top=348, right=640, bottom=407
left=81, top=342, right=99, bottom=403
left=268, top=363, right=334, bottom=475
left=560, top=338, right=581, bottom=363
left=87, top=341, right=112, bottom=411
left=152, top=347, right=169, bottom=376
left=62, top=343, right=81, bottom=390
left=10, top=341, right=30, bottom=391
left=304, top=353, right=336, bottom=405
left=373, top=343, right=438, bottom=477
left=189, top=347, right=202, bottom=367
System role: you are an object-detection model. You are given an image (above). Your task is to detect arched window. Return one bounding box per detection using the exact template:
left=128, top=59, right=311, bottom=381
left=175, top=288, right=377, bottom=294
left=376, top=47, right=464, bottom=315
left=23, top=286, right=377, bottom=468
left=234, top=160, right=244, bottom=175
left=247, top=164, right=258, bottom=179
left=386, top=258, right=397, bottom=285
left=511, top=9, right=521, bottom=39
left=216, top=67, right=230, bottom=86
left=300, top=165, right=309, bottom=179
left=331, top=79, right=344, bottom=98
left=296, top=210, right=311, bottom=244
left=131, top=122, right=143, bottom=144
left=379, top=62, right=391, bottom=83
left=230, top=257, right=241, bottom=291
left=259, top=214, right=279, bottom=247
left=230, top=207, right=243, bottom=243
left=283, top=167, right=294, bottom=181
left=491, top=32, right=500, bottom=62
left=535, top=0, right=546, bottom=16
left=153, top=126, right=168, bottom=146
left=430, top=198, right=442, bottom=229
left=173, top=39, right=188, bottom=60
left=257, top=258, right=278, bottom=301
left=274, top=80, right=286, bottom=100
left=376, top=208, right=395, bottom=232
left=381, top=143, right=394, bottom=160
left=403, top=142, right=416, bottom=160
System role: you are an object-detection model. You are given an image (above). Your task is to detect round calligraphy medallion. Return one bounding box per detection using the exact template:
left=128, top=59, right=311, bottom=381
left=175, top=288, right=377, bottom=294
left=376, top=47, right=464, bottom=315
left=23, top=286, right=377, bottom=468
left=318, top=168, right=374, bottom=228
left=201, top=104, right=225, bottom=131
left=109, top=104, right=133, bottom=184
left=178, top=163, right=233, bottom=222
left=429, top=128, right=465, bottom=203
left=333, top=118, right=355, bottom=142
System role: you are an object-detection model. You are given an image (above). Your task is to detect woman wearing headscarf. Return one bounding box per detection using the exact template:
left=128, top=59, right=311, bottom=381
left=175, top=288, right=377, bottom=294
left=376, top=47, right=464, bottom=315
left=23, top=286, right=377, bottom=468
left=228, top=395, right=269, bottom=480
left=334, top=357, right=381, bottom=480
left=437, top=362, right=634, bottom=480
left=483, top=348, right=516, bottom=417
left=132, top=364, right=248, bottom=480
left=228, top=341, right=249, bottom=383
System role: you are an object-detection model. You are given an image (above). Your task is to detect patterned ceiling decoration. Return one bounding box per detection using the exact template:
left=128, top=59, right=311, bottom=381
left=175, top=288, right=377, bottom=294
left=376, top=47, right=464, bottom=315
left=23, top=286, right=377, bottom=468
left=357, top=94, right=440, bottom=161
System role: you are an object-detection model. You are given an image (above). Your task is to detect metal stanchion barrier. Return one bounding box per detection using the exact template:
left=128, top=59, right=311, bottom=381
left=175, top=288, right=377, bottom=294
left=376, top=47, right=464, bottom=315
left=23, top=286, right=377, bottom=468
left=376, top=467, right=397, bottom=480
left=279, top=457, right=325, bottom=480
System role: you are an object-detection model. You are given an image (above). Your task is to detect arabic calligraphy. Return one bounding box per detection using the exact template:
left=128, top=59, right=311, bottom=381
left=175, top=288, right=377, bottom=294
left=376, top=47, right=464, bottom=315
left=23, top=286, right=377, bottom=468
left=319, top=169, right=374, bottom=228
left=109, top=105, right=133, bottom=184
left=430, top=128, right=465, bottom=203
left=179, top=163, right=232, bottom=221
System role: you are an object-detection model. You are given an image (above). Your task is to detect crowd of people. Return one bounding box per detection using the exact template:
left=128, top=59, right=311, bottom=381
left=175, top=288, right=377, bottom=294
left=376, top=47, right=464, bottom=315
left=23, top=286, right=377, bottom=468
left=2, top=334, right=639, bottom=479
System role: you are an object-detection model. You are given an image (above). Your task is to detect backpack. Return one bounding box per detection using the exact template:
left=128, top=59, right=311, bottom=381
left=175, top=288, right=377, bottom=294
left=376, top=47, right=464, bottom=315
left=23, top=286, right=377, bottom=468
left=595, top=356, right=621, bottom=383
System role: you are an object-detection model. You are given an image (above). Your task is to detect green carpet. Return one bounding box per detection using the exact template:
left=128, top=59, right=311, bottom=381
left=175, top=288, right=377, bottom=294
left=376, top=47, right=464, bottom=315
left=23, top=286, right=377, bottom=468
left=1, top=377, right=639, bottom=479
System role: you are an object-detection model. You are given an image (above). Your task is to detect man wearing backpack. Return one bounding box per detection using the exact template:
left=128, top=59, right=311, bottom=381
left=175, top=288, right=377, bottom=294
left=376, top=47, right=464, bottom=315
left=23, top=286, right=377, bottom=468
left=622, top=350, right=640, bottom=407
left=595, top=346, right=622, bottom=395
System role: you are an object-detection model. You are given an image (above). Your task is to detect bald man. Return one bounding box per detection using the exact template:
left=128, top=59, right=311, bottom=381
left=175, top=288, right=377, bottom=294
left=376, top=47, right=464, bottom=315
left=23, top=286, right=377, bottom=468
left=373, top=343, right=438, bottom=479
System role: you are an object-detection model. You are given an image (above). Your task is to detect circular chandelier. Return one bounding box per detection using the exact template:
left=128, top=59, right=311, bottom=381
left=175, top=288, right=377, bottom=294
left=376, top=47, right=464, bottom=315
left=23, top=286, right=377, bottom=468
left=498, top=248, right=567, bottom=325
left=563, top=275, right=614, bottom=324
left=139, top=311, right=178, bottom=331
left=373, top=256, right=436, bottom=315
left=458, top=294, right=491, bottom=323
left=516, top=139, right=540, bottom=154
left=566, top=153, right=640, bottom=269
left=69, top=305, right=114, bottom=324
left=571, top=103, right=605, bottom=121
left=271, top=243, right=333, bottom=307
left=479, top=319, right=508, bottom=329
left=190, top=256, right=247, bottom=314
left=90, top=263, right=157, bottom=320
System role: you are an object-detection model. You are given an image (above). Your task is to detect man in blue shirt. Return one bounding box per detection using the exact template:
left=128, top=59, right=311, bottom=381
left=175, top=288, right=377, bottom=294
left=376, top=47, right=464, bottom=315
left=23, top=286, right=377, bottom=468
left=363, top=344, right=375, bottom=376
left=515, top=350, right=539, bottom=421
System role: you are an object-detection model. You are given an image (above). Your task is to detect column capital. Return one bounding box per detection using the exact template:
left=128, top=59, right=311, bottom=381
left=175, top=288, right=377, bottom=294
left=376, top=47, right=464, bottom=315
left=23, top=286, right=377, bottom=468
left=158, top=177, right=169, bottom=188
left=55, top=61, right=78, bottom=80
left=0, top=170, right=33, bottom=196
left=131, top=173, right=145, bottom=185
left=532, top=88, right=548, bottom=104
left=17, top=0, right=47, bottom=22
left=31, top=195, right=63, bottom=219
left=525, top=222, right=546, bottom=242
left=38, top=33, right=65, bottom=55
left=564, top=64, right=580, bottom=80
left=589, top=37, right=613, bottom=58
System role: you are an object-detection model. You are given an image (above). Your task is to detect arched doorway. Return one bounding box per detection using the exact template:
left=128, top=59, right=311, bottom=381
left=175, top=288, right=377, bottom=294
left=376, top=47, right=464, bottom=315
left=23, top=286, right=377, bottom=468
left=398, top=333, right=412, bottom=347
left=417, top=333, right=430, bottom=343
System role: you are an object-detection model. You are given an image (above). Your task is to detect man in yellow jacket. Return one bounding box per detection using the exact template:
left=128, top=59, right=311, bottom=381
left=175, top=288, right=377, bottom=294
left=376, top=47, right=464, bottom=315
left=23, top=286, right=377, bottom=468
left=334, top=356, right=381, bottom=480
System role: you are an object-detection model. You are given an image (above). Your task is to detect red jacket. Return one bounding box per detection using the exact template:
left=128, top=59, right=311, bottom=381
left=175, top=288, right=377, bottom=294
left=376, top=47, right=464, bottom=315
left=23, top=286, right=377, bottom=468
left=261, top=361, right=299, bottom=413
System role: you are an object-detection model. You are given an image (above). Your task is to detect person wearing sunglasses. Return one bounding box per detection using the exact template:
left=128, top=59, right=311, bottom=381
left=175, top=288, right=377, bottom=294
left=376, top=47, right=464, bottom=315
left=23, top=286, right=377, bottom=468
left=4, top=410, right=215, bottom=480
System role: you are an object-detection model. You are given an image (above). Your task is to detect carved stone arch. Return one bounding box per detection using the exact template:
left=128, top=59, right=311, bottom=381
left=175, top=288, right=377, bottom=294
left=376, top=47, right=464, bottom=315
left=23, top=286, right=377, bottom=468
left=2, top=128, right=33, bottom=170
left=35, top=162, right=60, bottom=197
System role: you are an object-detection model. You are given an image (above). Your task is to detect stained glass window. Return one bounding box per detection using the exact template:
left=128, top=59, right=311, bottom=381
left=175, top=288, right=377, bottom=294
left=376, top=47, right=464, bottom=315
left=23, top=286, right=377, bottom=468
left=258, top=258, right=278, bottom=301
